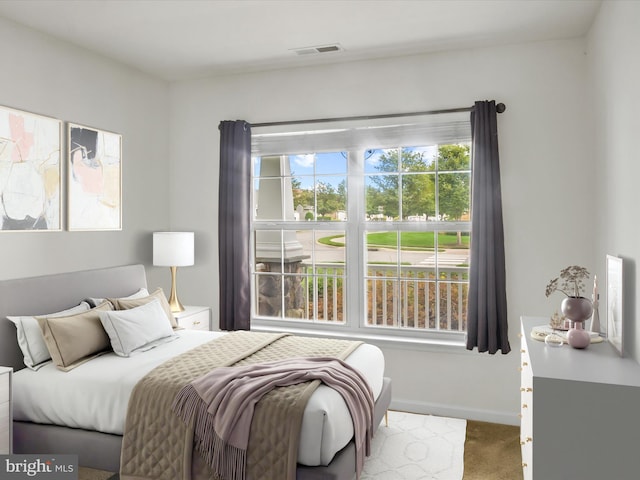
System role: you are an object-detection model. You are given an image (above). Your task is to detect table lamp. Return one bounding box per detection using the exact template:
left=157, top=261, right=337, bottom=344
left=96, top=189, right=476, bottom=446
left=153, top=231, right=194, bottom=312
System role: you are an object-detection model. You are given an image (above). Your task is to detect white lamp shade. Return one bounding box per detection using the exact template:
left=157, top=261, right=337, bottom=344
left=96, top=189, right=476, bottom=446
left=153, top=232, right=194, bottom=267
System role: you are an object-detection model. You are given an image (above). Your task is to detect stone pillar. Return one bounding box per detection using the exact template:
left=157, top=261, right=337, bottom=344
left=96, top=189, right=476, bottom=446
left=255, top=155, right=308, bottom=318
left=256, top=257, right=308, bottom=318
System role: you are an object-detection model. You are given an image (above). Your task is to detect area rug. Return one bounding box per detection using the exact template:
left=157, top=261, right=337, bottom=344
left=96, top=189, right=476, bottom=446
left=362, top=410, right=466, bottom=479
left=79, top=411, right=467, bottom=480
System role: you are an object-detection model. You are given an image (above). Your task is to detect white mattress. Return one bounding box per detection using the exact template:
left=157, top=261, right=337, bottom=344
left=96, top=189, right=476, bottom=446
left=13, top=330, right=384, bottom=466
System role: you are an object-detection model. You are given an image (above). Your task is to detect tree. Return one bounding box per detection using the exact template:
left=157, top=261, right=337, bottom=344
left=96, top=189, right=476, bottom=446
left=432, top=144, right=470, bottom=220
left=431, top=144, right=470, bottom=245
left=368, top=145, right=470, bottom=228
left=368, top=148, right=434, bottom=219
left=291, top=176, right=314, bottom=210
left=366, top=181, right=397, bottom=218
left=316, top=181, right=342, bottom=218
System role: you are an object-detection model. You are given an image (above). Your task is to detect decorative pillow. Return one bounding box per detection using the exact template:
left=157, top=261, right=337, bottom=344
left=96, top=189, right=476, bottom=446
left=98, top=299, right=177, bottom=357
left=86, top=287, right=149, bottom=308
left=37, top=301, right=114, bottom=371
left=7, top=302, right=91, bottom=370
left=109, top=288, right=178, bottom=328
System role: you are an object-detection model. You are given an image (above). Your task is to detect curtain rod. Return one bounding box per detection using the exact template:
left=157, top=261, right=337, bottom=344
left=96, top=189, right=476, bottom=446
left=252, top=102, right=505, bottom=128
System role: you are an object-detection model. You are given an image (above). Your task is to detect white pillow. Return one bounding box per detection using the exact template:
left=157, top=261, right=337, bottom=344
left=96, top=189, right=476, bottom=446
left=88, top=287, right=149, bottom=307
left=7, top=302, right=91, bottom=370
left=98, top=298, right=176, bottom=357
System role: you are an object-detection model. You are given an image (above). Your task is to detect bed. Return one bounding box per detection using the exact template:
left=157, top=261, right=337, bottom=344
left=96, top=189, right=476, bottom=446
left=0, top=264, right=392, bottom=480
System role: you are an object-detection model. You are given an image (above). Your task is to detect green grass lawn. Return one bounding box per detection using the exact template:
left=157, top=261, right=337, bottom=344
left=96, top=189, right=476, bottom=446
left=318, top=232, right=469, bottom=250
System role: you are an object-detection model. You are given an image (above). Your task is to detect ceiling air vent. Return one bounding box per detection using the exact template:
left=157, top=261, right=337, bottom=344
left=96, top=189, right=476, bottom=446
left=291, top=44, right=344, bottom=56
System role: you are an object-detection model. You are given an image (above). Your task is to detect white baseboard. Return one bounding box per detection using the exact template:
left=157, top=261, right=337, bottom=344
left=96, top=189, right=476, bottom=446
left=390, top=398, right=520, bottom=426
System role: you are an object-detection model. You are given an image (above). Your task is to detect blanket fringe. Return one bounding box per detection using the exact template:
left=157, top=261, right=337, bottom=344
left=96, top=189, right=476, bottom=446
left=172, top=384, right=201, bottom=424
left=196, top=432, right=246, bottom=480
left=173, top=384, right=247, bottom=480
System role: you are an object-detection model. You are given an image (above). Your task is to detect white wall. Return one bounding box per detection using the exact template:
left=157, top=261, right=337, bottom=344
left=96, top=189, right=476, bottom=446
left=0, top=17, right=170, bottom=289
left=0, top=8, right=612, bottom=423
left=170, top=37, right=595, bottom=423
left=588, top=1, right=640, bottom=362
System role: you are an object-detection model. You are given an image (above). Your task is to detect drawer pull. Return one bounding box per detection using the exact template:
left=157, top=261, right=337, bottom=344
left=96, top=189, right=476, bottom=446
left=522, top=403, right=528, bottom=408
left=522, top=463, right=528, bottom=468
left=526, top=436, right=532, bottom=442
left=521, top=349, right=526, bottom=353
left=520, top=387, right=532, bottom=392
left=192, top=321, right=201, bottom=325
left=522, top=362, right=529, bottom=367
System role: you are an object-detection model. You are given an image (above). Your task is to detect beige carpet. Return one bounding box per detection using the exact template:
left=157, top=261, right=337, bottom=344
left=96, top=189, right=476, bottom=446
left=77, top=467, right=116, bottom=480
left=462, top=420, right=523, bottom=480
left=78, top=416, right=522, bottom=480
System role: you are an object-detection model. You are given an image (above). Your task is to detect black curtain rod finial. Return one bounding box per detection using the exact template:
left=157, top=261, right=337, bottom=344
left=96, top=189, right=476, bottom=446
left=496, top=102, right=506, bottom=113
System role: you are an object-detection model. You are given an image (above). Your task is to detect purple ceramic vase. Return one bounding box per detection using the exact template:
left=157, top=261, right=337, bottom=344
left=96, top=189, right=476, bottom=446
left=561, top=296, right=593, bottom=322
left=566, top=321, right=590, bottom=349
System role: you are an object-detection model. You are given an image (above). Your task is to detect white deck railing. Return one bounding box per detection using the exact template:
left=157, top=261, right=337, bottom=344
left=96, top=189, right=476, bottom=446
left=301, top=262, right=468, bottom=332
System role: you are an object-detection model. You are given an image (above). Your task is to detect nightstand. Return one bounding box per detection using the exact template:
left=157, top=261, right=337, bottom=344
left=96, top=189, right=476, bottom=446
left=174, top=306, right=210, bottom=331
left=0, top=366, right=12, bottom=454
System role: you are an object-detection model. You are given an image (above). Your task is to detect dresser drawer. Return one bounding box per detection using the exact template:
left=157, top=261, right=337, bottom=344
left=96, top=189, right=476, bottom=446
left=175, top=306, right=210, bottom=331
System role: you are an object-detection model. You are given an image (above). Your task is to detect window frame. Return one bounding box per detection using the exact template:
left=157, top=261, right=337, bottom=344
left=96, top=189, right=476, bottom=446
left=250, top=119, right=471, bottom=347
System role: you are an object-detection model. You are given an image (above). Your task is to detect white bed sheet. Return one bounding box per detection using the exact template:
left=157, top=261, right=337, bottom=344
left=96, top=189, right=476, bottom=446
left=13, top=330, right=384, bottom=466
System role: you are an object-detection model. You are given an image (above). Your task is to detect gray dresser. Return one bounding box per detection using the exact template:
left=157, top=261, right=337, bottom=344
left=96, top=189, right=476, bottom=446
left=520, top=317, right=640, bottom=480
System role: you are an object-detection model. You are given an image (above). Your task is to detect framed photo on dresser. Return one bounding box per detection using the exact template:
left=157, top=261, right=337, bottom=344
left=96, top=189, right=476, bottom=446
left=606, top=254, right=623, bottom=356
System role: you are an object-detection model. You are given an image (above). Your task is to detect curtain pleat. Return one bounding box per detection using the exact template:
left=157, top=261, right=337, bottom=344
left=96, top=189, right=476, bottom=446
left=466, top=101, right=510, bottom=354
left=218, top=120, right=251, bottom=331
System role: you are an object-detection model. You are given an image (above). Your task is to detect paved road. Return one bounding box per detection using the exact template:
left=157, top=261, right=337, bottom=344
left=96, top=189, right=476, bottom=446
left=294, top=230, right=469, bottom=266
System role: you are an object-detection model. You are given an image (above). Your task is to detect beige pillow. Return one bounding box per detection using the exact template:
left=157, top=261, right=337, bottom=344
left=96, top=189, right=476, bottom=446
left=37, top=301, right=113, bottom=371
left=110, top=288, right=178, bottom=328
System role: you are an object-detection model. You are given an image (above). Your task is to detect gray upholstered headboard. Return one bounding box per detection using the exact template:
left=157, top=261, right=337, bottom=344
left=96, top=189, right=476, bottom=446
left=0, top=264, right=147, bottom=372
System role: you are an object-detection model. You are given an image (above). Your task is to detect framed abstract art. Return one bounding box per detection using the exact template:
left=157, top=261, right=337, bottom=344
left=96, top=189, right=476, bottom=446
left=0, top=105, right=62, bottom=231
left=67, top=123, right=122, bottom=231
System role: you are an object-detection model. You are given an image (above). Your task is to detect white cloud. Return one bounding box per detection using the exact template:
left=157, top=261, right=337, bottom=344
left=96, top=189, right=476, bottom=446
left=292, top=154, right=315, bottom=168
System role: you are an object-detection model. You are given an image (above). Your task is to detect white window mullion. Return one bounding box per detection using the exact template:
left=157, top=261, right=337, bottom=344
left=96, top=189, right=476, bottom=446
left=347, top=149, right=364, bottom=330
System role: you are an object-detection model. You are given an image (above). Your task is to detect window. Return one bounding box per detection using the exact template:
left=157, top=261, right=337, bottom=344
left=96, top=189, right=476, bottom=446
left=251, top=113, right=471, bottom=341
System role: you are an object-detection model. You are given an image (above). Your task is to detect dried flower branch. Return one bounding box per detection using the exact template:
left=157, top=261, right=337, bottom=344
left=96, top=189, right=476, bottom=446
left=545, top=265, right=590, bottom=298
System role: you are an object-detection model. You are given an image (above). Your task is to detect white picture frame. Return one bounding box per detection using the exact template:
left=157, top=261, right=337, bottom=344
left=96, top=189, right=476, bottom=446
left=606, top=255, right=623, bottom=356
left=0, top=105, right=62, bottom=231
left=67, top=123, right=122, bottom=231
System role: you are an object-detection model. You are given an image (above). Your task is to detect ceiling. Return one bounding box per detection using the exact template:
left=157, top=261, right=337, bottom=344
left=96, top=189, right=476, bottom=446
left=0, top=0, right=602, bottom=82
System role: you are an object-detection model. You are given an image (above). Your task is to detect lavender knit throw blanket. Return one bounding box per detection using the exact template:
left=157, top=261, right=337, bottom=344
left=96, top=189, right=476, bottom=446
left=172, top=356, right=374, bottom=480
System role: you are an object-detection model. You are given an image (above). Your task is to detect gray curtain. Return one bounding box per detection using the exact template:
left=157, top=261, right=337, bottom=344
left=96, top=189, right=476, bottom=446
left=466, top=101, right=510, bottom=354
left=218, top=120, right=251, bottom=331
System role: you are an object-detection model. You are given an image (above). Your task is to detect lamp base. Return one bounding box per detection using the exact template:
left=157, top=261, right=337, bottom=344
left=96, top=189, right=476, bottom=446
left=168, top=266, right=185, bottom=313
